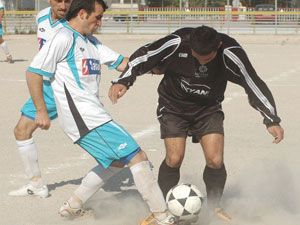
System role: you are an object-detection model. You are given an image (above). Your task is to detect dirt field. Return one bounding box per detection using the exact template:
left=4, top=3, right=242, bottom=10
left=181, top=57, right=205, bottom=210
left=0, top=34, right=300, bottom=225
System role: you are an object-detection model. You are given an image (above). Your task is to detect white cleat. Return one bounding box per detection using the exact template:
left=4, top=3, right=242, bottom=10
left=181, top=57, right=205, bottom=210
left=214, top=207, right=232, bottom=222
left=8, top=184, right=49, bottom=198
left=59, top=201, right=91, bottom=218
left=140, top=213, right=177, bottom=225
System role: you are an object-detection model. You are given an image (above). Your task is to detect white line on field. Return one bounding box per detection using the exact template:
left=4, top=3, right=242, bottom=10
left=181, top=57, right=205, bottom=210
left=0, top=78, right=25, bottom=82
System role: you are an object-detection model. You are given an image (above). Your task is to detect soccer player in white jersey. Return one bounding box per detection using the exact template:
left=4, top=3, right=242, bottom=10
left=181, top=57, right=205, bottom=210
left=0, top=0, right=13, bottom=63
left=25, top=0, right=176, bottom=224
left=9, top=0, right=72, bottom=198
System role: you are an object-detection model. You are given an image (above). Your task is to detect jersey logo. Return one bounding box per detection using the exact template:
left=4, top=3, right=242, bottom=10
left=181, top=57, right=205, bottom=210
left=82, top=59, right=100, bottom=75
left=180, top=79, right=210, bottom=96
left=39, top=27, right=45, bottom=32
left=195, top=65, right=208, bottom=78
left=179, top=53, right=188, bottom=58
left=118, top=142, right=128, bottom=150
left=38, top=38, right=46, bottom=50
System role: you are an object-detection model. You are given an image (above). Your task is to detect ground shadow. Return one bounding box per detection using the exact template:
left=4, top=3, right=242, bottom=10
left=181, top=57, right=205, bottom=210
left=0, top=59, right=28, bottom=63
left=48, top=167, right=134, bottom=193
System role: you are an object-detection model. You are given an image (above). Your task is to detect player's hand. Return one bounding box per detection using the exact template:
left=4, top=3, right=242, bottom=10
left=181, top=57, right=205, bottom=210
left=151, top=67, right=165, bottom=75
left=109, top=84, right=127, bottom=104
left=267, top=125, right=284, bottom=144
left=35, top=109, right=51, bottom=130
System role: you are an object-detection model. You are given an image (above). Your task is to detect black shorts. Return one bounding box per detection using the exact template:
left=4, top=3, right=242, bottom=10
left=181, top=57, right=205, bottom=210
left=157, top=104, right=224, bottom=143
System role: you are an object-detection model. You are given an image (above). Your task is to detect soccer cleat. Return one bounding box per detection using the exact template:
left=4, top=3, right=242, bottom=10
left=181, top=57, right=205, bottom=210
left=8, top=184, right=49, bottom=198
left=59, top=201, right=90, bottom=218
left=140, top=213, right=177, bottom=225
left=5, top=55, right=14, bottom=64
left=178, top=215, right=199, bottom=225
left=214, top=207, right=232, bottom=222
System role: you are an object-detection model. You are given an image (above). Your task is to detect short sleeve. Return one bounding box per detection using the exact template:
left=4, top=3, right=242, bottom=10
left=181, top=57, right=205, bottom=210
left=28, top=29, right=73, bottom=78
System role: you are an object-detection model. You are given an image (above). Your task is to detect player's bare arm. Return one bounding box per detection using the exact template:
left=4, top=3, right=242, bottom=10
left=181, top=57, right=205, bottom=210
left=0, top=9, right=4, bottom=22
left=26, top=71, right=50, bottom=130
left=115, top=57, right=128, bottom=72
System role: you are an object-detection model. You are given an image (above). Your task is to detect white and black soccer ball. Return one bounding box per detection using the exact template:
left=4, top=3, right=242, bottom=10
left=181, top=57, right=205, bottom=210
left=166, top=183, right=204, bottom=222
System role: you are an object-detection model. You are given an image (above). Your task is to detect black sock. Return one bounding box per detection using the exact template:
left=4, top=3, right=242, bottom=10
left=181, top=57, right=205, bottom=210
left=203, top=164, right=227, bottom=208
left=158, top=159, right=180, bottom=198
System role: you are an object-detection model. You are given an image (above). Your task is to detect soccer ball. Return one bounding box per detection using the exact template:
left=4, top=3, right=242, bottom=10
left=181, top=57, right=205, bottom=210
left=166, top=184, right=204, bottom=222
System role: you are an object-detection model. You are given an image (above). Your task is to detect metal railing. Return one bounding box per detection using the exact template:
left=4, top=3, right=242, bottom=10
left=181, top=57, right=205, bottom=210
left=2, top=9, right=300, bottom=35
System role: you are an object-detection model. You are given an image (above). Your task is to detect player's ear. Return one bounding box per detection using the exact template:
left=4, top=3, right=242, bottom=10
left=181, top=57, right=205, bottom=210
left=78, top=9, right=87, bottom=20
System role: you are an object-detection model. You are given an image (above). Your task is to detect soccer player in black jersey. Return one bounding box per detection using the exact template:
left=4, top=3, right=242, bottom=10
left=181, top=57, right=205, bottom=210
left=109, top=25, right=284, bottom=222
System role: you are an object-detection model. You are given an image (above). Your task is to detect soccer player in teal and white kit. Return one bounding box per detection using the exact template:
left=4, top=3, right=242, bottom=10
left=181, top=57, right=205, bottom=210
left=10, top=0, right=72, bottom=197
left=0, top=0, right=13, bottom=63
left=26, top=0, right=176, bottom=224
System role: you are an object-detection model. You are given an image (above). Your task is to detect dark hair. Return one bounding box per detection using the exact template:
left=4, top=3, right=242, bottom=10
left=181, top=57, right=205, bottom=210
left=66, top=0, right=108, bottom=21
left=190, top=26, right=221, bottom=55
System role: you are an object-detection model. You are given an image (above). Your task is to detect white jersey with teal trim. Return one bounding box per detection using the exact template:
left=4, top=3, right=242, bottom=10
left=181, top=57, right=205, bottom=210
left=36, top=7, right=66, bottom=49
left=0, top=0, right=4, bottom=9
left=28, top=25, right=124, bottom=142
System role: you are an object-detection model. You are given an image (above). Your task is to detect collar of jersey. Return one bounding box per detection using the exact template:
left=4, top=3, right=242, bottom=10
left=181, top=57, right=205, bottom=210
left=48, top=8, right=67, bottom=28
left=63, top=23, right=87, bottom=42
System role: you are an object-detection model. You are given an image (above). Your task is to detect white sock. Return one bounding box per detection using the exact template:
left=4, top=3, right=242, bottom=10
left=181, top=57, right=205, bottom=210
left=29, top=179, right=44, bottom=188
left=73, top=164, right=122, bottom=205
left=16, top=138, right=42, bottom=184
left=130, top=161, right=167, bottom=214
left=0, top=42, right=11, bottom=56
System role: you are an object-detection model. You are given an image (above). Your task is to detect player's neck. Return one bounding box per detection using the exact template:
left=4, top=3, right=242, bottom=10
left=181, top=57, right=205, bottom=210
left=68, top=20, right=86, bottom=36
left=50, top=11, right=61, bottom=22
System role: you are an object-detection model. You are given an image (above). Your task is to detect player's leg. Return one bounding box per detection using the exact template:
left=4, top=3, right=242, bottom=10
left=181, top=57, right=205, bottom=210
left=128, top=151, right=176, bottom=225
left=10, top=83, right=57, bottom=197
left=59, top=163, right=123, bottom=217
left=9, top=115, right=49, bottom=197
left=63, top=121, right=175, bottom=224
left=156, top=106, right=189, bottom=198
left=193, top=110, right=231, bottom=222
left=0, top=30, right=13, bottom=63
left=58, top=122, right=130, bottom=217
left=158, top=137, right=186, bottom=198
left=200, top=133, right=226, bottom=208
left=200, top=133, right=231, bottom=222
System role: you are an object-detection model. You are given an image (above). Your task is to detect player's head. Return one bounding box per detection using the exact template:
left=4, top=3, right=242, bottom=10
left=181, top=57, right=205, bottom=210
left=190, top=26, right=222, bottom=64
left=49, top=0, right=72, bottom=20
left=66, top=0, right=107, bottom=35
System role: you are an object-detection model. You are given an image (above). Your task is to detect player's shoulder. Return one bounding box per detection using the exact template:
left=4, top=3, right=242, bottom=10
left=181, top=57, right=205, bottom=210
left=87, top=35, right=101, bottom=46
left=219, top=33, right=240, bottom=49
left=50, top=26, right=74, bottom=47
left=173, top=27, right=194, bottom=36
left=172, top=27, right=194, bottom=43
left=36, top=7, right=51, bottom=23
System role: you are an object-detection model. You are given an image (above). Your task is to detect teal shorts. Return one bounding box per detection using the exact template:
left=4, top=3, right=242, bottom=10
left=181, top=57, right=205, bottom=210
left=77, top=121, right=141, bottom=168
left=21, top=80, right=57, bottom=120
left=0, top=23, right=3, bottom=36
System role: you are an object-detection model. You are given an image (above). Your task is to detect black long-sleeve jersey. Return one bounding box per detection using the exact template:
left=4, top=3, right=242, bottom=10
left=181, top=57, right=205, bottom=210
left=113, top=28, right=281, bottom=126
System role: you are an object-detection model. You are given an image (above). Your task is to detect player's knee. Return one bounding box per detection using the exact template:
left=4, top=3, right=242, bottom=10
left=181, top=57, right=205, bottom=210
left=166, top=154, right=184, bottom=168
left=134, top=150, right=148, bottom=161
left=14, top=124, right=24, bottom=139
left=206, top=157, right=223, bottom=169
left=14, top=123, right=34, bottom=140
